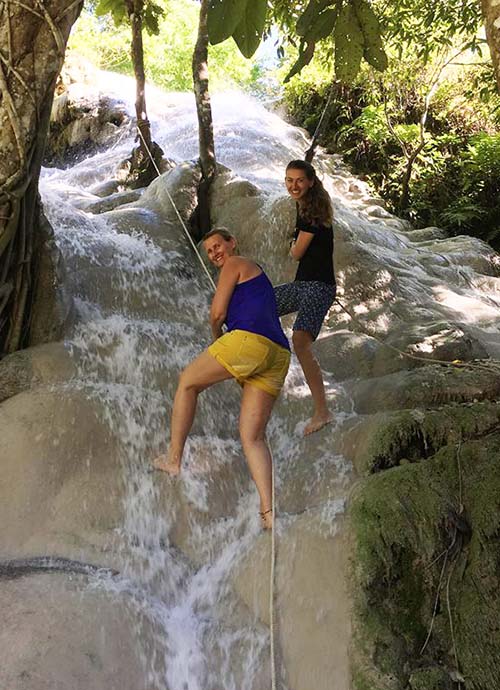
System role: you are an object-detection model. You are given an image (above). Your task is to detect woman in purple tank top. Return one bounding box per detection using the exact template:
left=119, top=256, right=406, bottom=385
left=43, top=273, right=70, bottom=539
left=154, top=228, right=290, bottom=530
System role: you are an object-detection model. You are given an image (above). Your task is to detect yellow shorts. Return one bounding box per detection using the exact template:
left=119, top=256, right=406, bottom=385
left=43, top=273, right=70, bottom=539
left=208, top=329, right=290, bottom=398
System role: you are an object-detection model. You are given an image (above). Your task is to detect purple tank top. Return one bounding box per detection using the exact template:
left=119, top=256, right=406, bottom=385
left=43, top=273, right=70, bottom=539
left=226, top=271, right=290, bottom=351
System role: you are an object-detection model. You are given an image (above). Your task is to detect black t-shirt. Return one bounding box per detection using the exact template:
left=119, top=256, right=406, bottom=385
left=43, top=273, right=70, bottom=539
left=294, top=213, right=335, bottom=285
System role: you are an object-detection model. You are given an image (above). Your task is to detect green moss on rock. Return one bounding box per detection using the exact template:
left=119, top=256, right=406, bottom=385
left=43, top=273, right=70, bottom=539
left=351, top=400, right=500, bottom=475
left=350, top=432, right=500, bottom=690
left=408, top=667, right=452, bottom=690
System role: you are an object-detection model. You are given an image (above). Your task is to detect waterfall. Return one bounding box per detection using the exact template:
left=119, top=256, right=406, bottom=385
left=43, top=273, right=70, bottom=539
left=34, top=82, right=354, bottom=690
left=2, top=70, right=499, bottom=690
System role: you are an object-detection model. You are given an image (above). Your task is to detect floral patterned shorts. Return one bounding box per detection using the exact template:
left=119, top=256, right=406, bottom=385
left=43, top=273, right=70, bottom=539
left=274, top=281, right=336, bottom=341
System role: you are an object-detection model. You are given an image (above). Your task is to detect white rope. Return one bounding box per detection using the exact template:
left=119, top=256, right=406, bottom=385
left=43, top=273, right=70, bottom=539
left=270, top=448, right=277, bottom=690
left=136, top=126, right=216, bottom=291
left=135, top=124, right=278, bottom=689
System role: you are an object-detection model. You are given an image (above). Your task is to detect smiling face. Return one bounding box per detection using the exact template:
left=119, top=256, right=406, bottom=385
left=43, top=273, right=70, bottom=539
left=203, top=233, right=237, bottom=269
left=285, top=167, right=314, bottom=201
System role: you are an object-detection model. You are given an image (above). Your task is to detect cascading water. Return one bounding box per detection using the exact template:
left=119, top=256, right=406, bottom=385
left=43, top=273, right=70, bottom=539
left=5, top=67, right=497, bottom=690
left=37, top=77, right=355, bottom=690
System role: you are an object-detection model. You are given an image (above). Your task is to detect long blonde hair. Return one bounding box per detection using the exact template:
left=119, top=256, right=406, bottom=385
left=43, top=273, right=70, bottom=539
left=286, top=160, right=333, bottom=225
left=201, top=227, right=236, bottom=243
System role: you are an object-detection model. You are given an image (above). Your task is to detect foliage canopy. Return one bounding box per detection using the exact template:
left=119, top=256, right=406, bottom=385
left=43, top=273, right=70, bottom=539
left=208, top=0, right=389, bottom=82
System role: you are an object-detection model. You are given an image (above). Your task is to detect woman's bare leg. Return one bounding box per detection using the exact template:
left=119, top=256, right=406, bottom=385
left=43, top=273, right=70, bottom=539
left=292, top=329, right=332, bottom=436
left=239, top=384, right=276, bottom=528
left=153, top=351, right=232, bottom=474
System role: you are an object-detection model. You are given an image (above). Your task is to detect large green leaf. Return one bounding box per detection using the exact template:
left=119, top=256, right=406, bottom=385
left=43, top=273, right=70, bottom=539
left=352, top=0, right=388, bottom=72
left=334, top=4, right=364, bottom=83
left=296, top=0, right=333, bottom=37
left=306, top=6, right=339, bottom=42
left=284, top=41, right=316, bottom=83
left=95, top=0, right=120, bottom=18
left=143, top=1, right=163, bottom=35
left=208, top=0, right=248, bottom=45
left=111, top=3, right=126, bottom=26
left=232, top=0, right=267, bottom=59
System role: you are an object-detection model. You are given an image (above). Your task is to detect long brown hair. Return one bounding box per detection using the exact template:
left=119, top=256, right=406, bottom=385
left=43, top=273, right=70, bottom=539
left=286, top=160, right=333, bottom=225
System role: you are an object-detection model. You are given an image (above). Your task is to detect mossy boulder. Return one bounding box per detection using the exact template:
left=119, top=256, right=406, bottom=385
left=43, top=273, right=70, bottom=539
left=348, top=400, right=500, bottom=475
left=350, top=432, right=500, bottom=690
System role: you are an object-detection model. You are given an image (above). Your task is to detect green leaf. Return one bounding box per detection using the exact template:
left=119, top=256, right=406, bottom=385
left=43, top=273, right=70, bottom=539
left=334, top=4, right=364, bottom=83
left=232, top=0, right=267, bottom=58
left=144, top=1, right=163, bottom=35
left=144, top=14, right=159, bottom=35
left=111, top=3, right=126, bottom=26
left=296, top=0, right=333, bottom=37
left=284, top=41, right=316, bottom=82
left=352, top=0, right=387, bottom=72
left=208, top=0, right=248, bottom=46
left=305, top=6, right=339, bottom=42
left=95, top=0, right=118, bottom=18
left=364, top=44, right=388, bottom=71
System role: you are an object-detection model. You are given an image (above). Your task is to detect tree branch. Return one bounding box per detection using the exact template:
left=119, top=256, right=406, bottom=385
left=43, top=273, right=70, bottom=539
left=8, top=0, right=44, bottom=21
left=36, top=0, right=66, bottom=56
left=6, top=0, right=13, bottom=75
left=0, top=61, right=26, bottom=168
left=55, top=0, right=83, bottom=22
left=0, top=51, right=37, bottom=106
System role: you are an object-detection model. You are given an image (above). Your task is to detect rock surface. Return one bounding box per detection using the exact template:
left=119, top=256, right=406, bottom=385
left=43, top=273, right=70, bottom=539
left=0, top=573, right=147, bottom=690
left=45, top=57, right=131, bottom=167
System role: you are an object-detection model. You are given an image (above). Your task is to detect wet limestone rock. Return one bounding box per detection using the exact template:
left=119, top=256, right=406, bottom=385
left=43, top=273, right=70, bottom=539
left=73, top=188, right=145, bottom=214
left=328, top=210, right=500, bottom=379
left=150, top=432, right=252, bottom=565
left=210, top=169, right=295, bottom=286
left=28, top=208, right=74, bottom=349
left=231, top=514, right=351, bottom=690
left=137, top=161, right=201, bottom=225
left=0, top=573, right=147, bottom=690
left=45, top=59, right=131, bottom=167
left=315, top=329, right=384, bottom=381
left=346, top=361, right=500, bottom=414
left=0, top=387, right=123, bottom=561
left=0, top=342, right=74, bottom=403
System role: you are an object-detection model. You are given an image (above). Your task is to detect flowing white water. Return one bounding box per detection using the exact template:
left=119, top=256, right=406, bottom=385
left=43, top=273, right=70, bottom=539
left=37, top=73, right=500, bottom=690
left=39, top=81, right=353, bottom=690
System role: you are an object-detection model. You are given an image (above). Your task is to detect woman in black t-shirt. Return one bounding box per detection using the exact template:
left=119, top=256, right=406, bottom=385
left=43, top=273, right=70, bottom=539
left=274, top=160, right=336, bottom=435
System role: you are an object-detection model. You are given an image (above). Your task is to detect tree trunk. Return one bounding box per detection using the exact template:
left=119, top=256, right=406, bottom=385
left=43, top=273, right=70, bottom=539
left=0, top=0, right=83, bottom=358
left=126, top=0, right=152, bottom=153
left=191, top=0, right=216, bottom=238
left=123, top=0, right=162, bottom=189
left=482, top=0, right=500, bottom=94
left=399, top=140, right=426, bottom=212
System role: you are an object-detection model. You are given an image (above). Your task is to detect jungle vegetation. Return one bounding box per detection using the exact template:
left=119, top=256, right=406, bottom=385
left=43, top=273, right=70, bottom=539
left=279, top=2, right=500, bottom=250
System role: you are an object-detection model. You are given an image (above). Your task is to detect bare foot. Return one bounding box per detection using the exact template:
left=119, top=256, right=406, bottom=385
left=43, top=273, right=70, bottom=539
left=260, top=509, right=273, bottom=530
left=152, top=453, right=181, bottom=476
left=304, top=412, right=333, bottom=436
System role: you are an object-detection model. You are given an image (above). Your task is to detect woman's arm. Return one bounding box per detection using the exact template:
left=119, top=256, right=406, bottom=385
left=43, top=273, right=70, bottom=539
left=290, top=229, right=315, bottom=261
left=210, top=257, right=241, bottom=340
